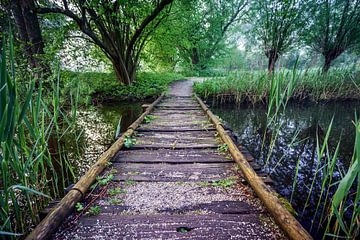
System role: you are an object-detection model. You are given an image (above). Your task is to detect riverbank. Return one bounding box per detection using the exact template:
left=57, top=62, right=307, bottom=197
left=194, top=69, right=360, bottom=104
left=63, top=71, right=184, bottom=104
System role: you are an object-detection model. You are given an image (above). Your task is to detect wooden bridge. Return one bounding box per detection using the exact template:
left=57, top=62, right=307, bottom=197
left=27, top=80, right=312, bottom=240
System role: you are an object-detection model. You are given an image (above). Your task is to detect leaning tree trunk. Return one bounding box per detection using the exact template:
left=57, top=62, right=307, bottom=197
left=322, top=49, right=344, bottom=74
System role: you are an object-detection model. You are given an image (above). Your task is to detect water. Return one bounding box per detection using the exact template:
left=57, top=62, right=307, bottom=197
left=68, top=102, right=143, bottom=177
left=209, top=100, right=360, bottom=237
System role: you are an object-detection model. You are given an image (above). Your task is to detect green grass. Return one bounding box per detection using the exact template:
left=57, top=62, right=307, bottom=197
left=194, top=69, right=360, bottom=104
left=62, top=71, right=184, bottom=104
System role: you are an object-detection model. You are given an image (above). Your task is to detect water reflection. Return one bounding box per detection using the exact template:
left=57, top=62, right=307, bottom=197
left=67, top=102, right=142, bottom=178
left=210, top=101, right=360, bottom=237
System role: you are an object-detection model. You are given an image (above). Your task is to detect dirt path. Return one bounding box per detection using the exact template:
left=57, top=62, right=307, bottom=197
left=53, top=80, right=285, bottom=239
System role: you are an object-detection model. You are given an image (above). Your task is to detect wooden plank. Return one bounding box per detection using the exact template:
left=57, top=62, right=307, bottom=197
left=137, top=128, right=217, bottom=132
left=138, top=123, right=214, bottom=129
left=156, top=107, right=203, bottom=111
left=152, top=110, right=205, bottom=114
left=159, top=200, right=264, bottom=214
left=112, top=163, right=235, bottom=182
left=54, top=214, right=278, bottom=239
left=113, top=149, right=233, bottom=164
left=135, top=131, right=217, bottom=141
left=130, top=144, right=219, bottom=149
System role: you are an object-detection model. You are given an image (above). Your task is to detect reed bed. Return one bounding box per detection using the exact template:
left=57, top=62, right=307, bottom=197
left=194, top=69, right=360, bottom=104
left=0, top=37, right=81, bottom=238
left=257, top=67, right=360, bottom=239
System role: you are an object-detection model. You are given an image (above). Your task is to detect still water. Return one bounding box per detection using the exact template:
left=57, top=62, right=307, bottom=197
left=69, top=102, right=143, bottom=177
left=210, top=100, right=360, bottom=237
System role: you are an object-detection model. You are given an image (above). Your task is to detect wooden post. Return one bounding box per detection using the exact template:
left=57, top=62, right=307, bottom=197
left=25, top=94, right=164, bottom=240
left=195, top=95, right=313, bottom=240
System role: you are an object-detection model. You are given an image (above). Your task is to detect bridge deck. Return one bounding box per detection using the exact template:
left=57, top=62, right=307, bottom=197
left=52, top=80, right=285, bottom=239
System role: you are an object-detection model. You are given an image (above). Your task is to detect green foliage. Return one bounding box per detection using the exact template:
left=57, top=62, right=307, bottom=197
left=144, top=115, right=157, bottom=123
left=325, top=117, right=360, bottom=238
left=144, top=0, right=246, bottom=72
left=86, top=206, right=101, bottom=216
left=107, top=187, right=124, bottom=196
left=62, top=71, right=184, bottom=104
left=303, top=0, right=360, bottom=72
left=124, top=136, right=136, bottom=149
left=249, top=0, right=309, bottom=72
left=37, top=0, right=174, bottom=84
left=211, top=178, right=236, bottom=188
left=108, top=198, right=123, bottom=205
left=217, top=143, right=229, bottom=153
left=75, top=202, right=84, bottom=212
left=96, top=174, right=114, bottom=186
left=194, top=69, right=360, bottom=104
left=0, top=35, right=80, bottom=235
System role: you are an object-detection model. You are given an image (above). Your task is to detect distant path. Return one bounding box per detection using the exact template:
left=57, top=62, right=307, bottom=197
left=53, top=80, right=285, bottom=239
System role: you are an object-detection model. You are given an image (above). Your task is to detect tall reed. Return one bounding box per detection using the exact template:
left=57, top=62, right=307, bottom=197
left=210, top=66, right=360, bottom=238
left=264, top=69, right=359, bottom=238
left=0, top=35, right=80, bottom=237
left=194, top=68, right=360, bottom=104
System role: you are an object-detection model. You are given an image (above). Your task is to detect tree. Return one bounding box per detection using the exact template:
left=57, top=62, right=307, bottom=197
left=36, top=0, right=174, bottom=85
left=181, top=0, right=247, bottom=70
left=250, top=0, right=307, bottom=73
left=144, top=0, right=246, bottom=72
left=304, top=0, right=360, bottom=72
left=6, top=0, right=48, bottom=76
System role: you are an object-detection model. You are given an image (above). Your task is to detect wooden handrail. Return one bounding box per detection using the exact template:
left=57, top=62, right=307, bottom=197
left=195, top=95, right=312, bottom=240
left=26, top=93, right=164, bottom=240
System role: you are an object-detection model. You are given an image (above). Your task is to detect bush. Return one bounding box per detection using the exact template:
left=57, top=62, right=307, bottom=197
left=62, top=71, right=184, bottom=104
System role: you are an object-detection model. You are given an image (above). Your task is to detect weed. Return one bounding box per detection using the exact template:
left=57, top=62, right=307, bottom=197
left=211, top=178, right=236, bottom=188
left=96, top=174, right=114, bottom=186
left=124, top=179, right=136, bottom=186
left=108, top=198, right=123, bottom=205
left=217, top=143, right=228, bottom=153
left=144, top=115, right=157, bottom=123
left=86, top=206, right=101, bottom=216
left=124, top=135, right=136, bottom=148
left=107, top=187, right=124, bottom=196
left=75, top=202, right=84, bottom=212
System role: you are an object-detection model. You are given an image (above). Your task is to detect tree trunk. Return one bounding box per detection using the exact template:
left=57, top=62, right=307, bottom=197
left=322, top=55, right=333, bottom=73
left=11, top=0, right=49, bottom=78
left=112, top=58, right=133, bottom=85
left=265, top=49, right=279, bottom=74
left=191, top=47, right=199, bottom=65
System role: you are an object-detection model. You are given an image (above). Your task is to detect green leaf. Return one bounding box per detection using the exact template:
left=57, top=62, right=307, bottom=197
left=8, top=185, right=51, bottom=199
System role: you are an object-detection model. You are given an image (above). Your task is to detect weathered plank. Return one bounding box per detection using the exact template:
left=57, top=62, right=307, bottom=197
left=137, top=126, right=216, bottom=132
left=113, top=149, right=233, bottom=164
left=159, top=200, right=264, bottom=214
left=54, top=214, right=279, bottom=240
left=112, top=163, right=235, bottom=182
